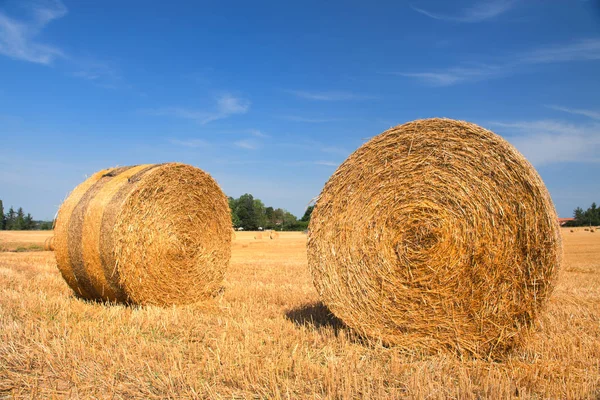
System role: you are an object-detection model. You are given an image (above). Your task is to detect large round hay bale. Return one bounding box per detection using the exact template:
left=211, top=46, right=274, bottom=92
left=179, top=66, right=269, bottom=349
left=269, top=231, right=280, bottom=240
left=307, top=118, right=562, bottom=358
left=54, top=163, right=231, bottom=305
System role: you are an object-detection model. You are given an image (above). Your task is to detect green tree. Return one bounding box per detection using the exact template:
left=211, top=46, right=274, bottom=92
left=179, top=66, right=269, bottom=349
left=236, top=194, right=257, bottom=230
left=24, top=213, right=35, bottom=230
left=572, top=202, right=600, bottom=226
left=0, top=200, right=4, bottom=230
left=265, top=206, right=274, bottom=229
left=253, top=199, right=267, bottom=229
left=5, top=206, right=16, bottom=230
left=39, top=221, right=53, bottom=230
left=14, top=207, right=25, bottom=230
left=228, top=197, right=240, bottom=227
left=301, top=205, right=314, bottom=222
left=272, top=208, right=284, bottom=229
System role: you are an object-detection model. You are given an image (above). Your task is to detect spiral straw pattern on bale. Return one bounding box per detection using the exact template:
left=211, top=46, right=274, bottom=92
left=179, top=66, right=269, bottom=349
left=44, top=236, right=54, bottom=251
left=53, top=163, right=231, bottom=306
left=307, top=118, right=562, bottom=358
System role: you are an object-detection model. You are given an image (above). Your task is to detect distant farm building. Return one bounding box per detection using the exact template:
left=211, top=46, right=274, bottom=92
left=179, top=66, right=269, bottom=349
left=558, top=218, right=575, bottom=226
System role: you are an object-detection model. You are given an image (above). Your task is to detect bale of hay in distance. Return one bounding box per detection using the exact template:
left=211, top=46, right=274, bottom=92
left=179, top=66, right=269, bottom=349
left=307, top=118, right=562, bottom=358
left=254, top=232, right=263, bottom=239
left=44, top=236, right=54, bottom=251
left=269, top=231, right=280, bottom=240
left=54, top=163, right=231, bottom=306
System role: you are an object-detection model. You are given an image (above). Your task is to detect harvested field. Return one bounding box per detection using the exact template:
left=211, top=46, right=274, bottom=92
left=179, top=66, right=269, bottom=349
left=0, top=229, right=599, bottom=398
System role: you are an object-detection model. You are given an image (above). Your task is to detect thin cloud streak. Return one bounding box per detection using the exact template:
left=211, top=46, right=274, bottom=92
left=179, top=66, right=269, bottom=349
left=411, top=0, right=517, bottom=23
left=398, top=38, right=600, bottom=86
left=314, top=161, right=339, bottom=167
left=247, top=129, right=269, bottom=138
left=169, top=138, right=210, bottom=148
left=147, top=94, right=251, bottom=124
left=489, top=119, right=600, bottom=166
left=280, top=115, right=341, bottom=123
left=547, top=105, right=600, bottom=121
left=287, top=90, right=374, bottom=101
left=0, top=0, right=67, bottom=64
left=234, top=139, right=259, bottom=150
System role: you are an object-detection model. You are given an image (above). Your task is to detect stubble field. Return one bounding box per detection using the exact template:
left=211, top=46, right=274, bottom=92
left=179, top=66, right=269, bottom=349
left=0, top=229, right=599, bottom=399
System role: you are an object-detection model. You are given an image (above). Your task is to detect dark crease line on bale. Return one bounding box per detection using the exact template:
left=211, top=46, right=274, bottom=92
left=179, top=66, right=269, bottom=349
left=68, top=166, right=134, bottom=299
left=99, top=164, right=163, bottom=302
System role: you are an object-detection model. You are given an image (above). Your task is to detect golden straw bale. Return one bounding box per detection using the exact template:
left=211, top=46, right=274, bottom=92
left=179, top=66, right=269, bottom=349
left=307, top=118, right=562, bottom=358
left=269, top=231, right=280, bottom=240
left=54, top=163, right=231, bottom=305
left=44, top=236, right=54, bottom=251
left=254, top=232, right=263, bottom=239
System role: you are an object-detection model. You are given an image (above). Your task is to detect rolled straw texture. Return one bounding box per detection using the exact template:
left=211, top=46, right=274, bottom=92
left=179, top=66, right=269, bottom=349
left=44, top=236, right=54, bottom=251
left=54, top=163, right=231, bottom=305
left=307, top=118, right=562, bottom=358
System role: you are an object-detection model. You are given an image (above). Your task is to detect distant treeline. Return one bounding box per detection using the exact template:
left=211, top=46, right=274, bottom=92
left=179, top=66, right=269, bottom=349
left=0, top=200, right=53, bottom=230
left=567, top=202, right=600, bottom=227
left=229, top=194, right=313, bottom=231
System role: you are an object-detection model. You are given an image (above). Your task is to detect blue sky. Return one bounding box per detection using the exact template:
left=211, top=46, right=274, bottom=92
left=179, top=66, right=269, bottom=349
left=0, top=0, right=599, bottom=219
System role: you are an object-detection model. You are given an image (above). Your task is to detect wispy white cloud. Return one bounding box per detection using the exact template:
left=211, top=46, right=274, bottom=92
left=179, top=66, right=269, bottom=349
left=70, top=58, right=125, bottom=89
left=147, top=94, right=251, bottom=124
left=398, top=64, right=508, bottom=85
left=411, top=0, right=517, bottom=23
left=489, top=119, right=600, bottom=166
left=276, top=140, right=351, bottom=157
left=234, top=139, right=259, bottom=150
left=398, top=38, right=600, bottom=86
left=169, top=138, right=210, bottom=148
left=280, top=115, right=341, bottom=123
left=0, top=0, right=67, bottom=64
left=523, top=39, right=600, bottom=63
left=247, top=129, right=269, bottom=138
left=320, top=145, right=351, bottom=156
left=287, top=90, right=374, bottom=101
left=313, top=161, right=339, bottom=167
left=546, top=105, right=600, bottom=121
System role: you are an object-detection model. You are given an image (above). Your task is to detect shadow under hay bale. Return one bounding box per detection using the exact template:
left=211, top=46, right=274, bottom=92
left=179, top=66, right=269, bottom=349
left=307, top=118, right=562, bottom=359
left=54, top=163, right=231, bottom=306
left=285, top=302, right=347, bottom=335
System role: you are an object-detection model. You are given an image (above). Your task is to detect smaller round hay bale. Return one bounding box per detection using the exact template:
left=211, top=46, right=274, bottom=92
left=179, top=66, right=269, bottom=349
left=584, top=228, right=589, bottom=231
left=591, top=228, right=595, bottom=233
left=44, top=236, right=54, bottom=251
left=570, top=229, right=574, bottom=233
left=254, top=232, right=263, bottom=239
left=54, top=163, right=231, bottom=305
left=269, top=231, right=280, bottom=240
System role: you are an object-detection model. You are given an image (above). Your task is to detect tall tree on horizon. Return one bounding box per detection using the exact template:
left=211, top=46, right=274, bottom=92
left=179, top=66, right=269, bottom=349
left=5, top=206, right=16, bottom=230
left=0, top=199, right=4, bottom=230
